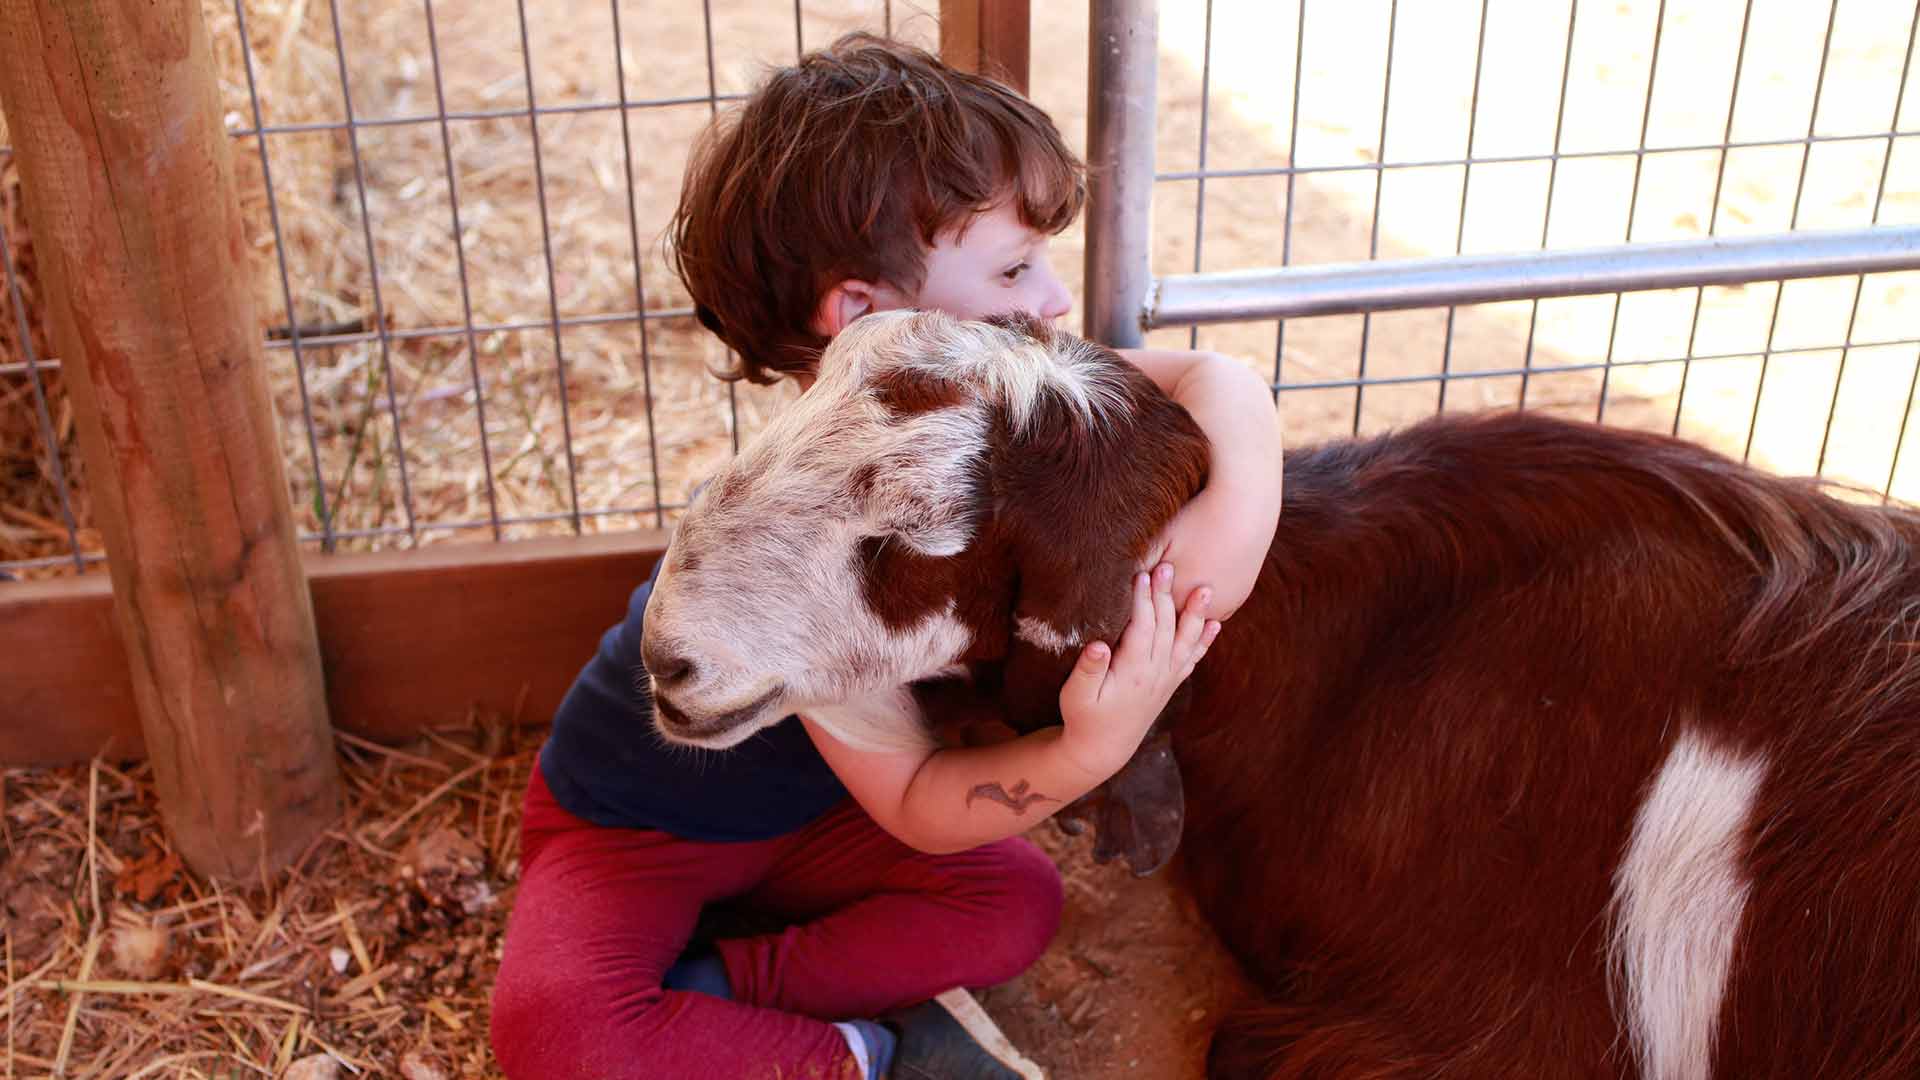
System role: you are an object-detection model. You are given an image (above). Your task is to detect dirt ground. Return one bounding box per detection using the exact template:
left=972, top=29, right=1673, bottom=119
left=0, top=723, right=1248, bottom=1079
left=981, top=831, right=1254, bottom=1080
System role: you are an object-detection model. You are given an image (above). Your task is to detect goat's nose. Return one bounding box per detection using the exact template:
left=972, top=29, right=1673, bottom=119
left=641, top=637, right=697, bottom=688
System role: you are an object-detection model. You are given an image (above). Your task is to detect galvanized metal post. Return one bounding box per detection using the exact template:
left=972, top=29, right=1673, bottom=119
left=1085, top=0, right=1158, bottom=349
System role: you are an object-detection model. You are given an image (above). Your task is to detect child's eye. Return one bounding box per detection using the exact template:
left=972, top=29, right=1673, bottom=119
left=1002, top=262, right=1030, bottom=283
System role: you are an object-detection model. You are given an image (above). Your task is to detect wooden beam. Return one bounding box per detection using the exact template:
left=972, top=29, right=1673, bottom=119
left=0, top=0, right=337, bottom=879
left=0, top=533, right=667, bottom=767
left=941, top=0, right=1032, bottom=95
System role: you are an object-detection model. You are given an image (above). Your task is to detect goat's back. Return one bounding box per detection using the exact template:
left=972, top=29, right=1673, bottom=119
left=1176, top=411, right=1920, bottom=1079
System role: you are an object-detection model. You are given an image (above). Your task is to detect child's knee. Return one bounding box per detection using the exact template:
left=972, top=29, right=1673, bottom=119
left=994, top=838, right=1065, bottom=969
left=490, top=953, right=665, bottom=1078
left=944, top=838, right=1063, bottom=985
left=490, top=961, right=575, bottom=1077
left=488, top=961, right=545, bottom=1077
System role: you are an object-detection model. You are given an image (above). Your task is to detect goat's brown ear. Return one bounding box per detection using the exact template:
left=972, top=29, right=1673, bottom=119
left=983, top=333, right=1212, bottom=876
left=988, top=344, right=1200, bottom=649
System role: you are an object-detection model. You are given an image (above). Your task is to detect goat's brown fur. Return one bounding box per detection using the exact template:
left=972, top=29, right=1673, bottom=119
left=1169, top=412, right=1920, bottom=1078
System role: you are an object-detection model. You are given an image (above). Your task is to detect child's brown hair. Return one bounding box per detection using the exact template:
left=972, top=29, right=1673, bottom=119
left=668, top=33, right=1086, bottom=384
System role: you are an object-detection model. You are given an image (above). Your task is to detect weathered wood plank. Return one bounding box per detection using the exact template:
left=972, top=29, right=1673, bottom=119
left=0, top=533, right=667, bottom=766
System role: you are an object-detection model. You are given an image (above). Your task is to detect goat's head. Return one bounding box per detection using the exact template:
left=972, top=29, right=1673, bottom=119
left=641, top=309, right=1210, bottom=758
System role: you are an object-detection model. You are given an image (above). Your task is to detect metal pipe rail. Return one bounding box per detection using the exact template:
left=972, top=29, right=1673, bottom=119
left=1085, top=0, right=1160, bottom=349
left=1146, top=224, right=1920, bottom=328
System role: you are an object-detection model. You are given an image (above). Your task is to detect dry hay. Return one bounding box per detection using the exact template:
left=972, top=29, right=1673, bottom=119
left=0, top=718, right=1245, bottom=1080
left=1, top=716, right=533, bottom=1079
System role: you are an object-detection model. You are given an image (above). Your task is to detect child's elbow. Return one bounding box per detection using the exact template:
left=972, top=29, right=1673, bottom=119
left=885, top=806, right=976, bottom=856
left=891, top=817, right=969, bottom=856
left=1205, top=350, right=1272, bottom=395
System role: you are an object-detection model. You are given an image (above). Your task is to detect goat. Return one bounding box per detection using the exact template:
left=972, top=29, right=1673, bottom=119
left=643, top=308, right=1920, bottom=1079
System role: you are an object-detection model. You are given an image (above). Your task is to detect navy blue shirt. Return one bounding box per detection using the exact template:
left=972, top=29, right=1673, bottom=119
left=538, top=557, right=851, bottom=841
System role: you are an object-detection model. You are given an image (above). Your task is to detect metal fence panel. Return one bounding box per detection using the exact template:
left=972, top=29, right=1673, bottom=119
left=1127, top=0, right=1920, bottom=496
left=0, top=0, right=905, bottom=576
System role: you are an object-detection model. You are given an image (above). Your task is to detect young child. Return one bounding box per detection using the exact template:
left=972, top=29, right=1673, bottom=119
left=489, top=33, right=1283, bottom=1080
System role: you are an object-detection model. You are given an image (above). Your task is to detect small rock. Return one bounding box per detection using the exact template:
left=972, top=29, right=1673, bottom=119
left=398, top=1049, right=451, bottom=1080
left=398, top=827, right=492, bottom=923
left=283, top=1053, right=342, bottom=1080
left=330, top=946, right=352, bottom=974
left=460, top=879, right=497, bottom=914
left=106, top=923, right=171, bottom=980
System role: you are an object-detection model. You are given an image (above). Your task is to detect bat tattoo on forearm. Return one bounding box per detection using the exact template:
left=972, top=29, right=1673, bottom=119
left=965, top=779, right=1059, bottom=815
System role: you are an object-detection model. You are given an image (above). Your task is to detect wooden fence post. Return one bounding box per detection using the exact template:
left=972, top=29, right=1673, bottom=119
left=0, top=0, right=341, bottom=880
left=940, top=0, right=1031, bottom=95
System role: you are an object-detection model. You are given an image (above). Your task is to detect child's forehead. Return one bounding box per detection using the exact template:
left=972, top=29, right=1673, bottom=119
left=936, top=202, right=1042, bottom=255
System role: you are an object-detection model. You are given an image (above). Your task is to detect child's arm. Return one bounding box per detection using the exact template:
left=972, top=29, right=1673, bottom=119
left=803, top=564, right=1218, bottom=855
left=1117, top=347, right=1283, bottom=620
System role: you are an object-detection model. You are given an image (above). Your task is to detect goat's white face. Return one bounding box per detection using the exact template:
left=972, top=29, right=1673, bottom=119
left=641, top=309, right=1128, bottom=753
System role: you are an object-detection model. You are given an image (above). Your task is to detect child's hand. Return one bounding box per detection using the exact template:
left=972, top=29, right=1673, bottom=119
left=1057, top=562, right=1220, bottom=781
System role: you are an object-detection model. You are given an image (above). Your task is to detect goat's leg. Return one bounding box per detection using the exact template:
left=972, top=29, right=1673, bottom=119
left=1055, top=683, right=1190, bottom=875
left=1081, top=727, right=1184, bottom=875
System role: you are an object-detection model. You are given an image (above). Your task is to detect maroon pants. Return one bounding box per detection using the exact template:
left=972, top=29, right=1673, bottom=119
left=489, top=767, right=1063, bottom=1079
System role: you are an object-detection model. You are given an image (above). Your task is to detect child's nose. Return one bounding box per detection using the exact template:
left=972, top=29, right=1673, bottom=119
left=1037, top=270, right=1073, bottom=321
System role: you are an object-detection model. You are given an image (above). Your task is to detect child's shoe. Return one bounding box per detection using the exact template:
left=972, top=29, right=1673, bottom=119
left=881, top=989, right=1041, bottom=1080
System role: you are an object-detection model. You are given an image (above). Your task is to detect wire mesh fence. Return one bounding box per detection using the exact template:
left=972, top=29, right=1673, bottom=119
left=3, top=0, right=1918, bottom=581
left=0, top=0, right=907, bottom=577
left=1142, top=0, right=1920, bottom=500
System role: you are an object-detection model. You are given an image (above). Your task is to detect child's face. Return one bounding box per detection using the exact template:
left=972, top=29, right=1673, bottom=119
left=885, top=201, right=1074, bottom=325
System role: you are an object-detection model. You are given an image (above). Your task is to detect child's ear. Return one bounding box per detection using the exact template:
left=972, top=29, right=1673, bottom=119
left=811, top=280, right=879, bottom=338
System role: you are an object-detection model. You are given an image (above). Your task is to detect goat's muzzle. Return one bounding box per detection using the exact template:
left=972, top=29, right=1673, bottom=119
left=641, top=635, right=698, bottom=692
left=649, top=680, right=788, bottom=748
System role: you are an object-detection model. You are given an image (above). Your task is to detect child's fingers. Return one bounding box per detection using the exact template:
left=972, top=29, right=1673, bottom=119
left=1173, top=620, right=1222, bottom=681
left=1190, top=620, right=1222, bottom=669
left=1114, top=569, right=1155, bottom=665
left=1174, top=587, right=1213, bottom=656
left=1059, top=640, right=1112, bottom=710
left=1150, top=562, right=1178, bottom=662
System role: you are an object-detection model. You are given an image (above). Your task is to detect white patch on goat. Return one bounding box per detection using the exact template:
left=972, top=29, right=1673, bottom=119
left=1015, top=616, right=1082, bottom=654
left=890, top=315, right=1129, bottom=437
left=1609, top=729, right=1767, bottom=1080
left=859, top=404, right=989, bottom=557
left=796, top=600, right=975, bottom=753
